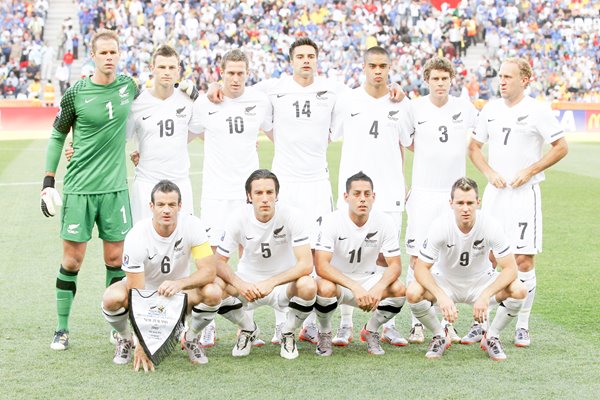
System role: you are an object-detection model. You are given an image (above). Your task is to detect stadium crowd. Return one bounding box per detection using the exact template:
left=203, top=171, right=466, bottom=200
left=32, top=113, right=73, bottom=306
left=1, top=0, right=599, bottom=102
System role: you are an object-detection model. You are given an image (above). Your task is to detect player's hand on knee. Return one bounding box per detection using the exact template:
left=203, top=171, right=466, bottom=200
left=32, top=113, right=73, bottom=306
left=176, top=79, right=199, bottom=101
left=40, top=176, right=62, bottom=217
left=206, top=82, right=224, bottom=103
left=133, top=345, right=155, bottom=372
left=64, top=141, right=74, bottom=162
left=472, top=296, right=488, bottom=323
left=130, top=150, right=140, bottom=166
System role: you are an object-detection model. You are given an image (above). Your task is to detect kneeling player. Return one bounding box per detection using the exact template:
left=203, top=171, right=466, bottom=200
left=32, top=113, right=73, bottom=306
left=101, top=180, right=223, bottom=371
left=216, top=169, right=316, bottom=360
left=314, top=172, right=406, bottom=356
left=407, top=177, right=527, bottom=361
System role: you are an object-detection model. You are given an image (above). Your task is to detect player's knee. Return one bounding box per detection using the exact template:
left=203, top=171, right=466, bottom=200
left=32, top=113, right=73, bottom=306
left=102, top=285, right=127, bottom=310
left=511, top=281, right=528, bottom=300
left=516, top=255, right=534, bottom=272
left=316, top=278, right=337, bottom=297
left=406, top=281, right=424, bottom=303
left=388, top=280, right=406, bottom=297
left=295, top=276, right=317, bottom=298
left=200, top=283, right=223, bottom=306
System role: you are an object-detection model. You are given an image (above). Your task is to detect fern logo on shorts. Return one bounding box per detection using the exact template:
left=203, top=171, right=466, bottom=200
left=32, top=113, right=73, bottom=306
left=67, top=223, right=80, bottom=234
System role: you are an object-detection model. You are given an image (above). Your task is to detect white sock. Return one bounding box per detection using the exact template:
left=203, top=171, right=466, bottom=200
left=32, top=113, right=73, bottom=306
left=339, top=304, right=354, bottom=327
left=488, top=298, right=524, bottom=338
left=366, top=297, right=405, bottom=332
left=102, top=305, right=130, bottom=338
left=302, top=311, right=317, bottom=327
left=285, top=296, right=316, bottom=333
left=188, top=302, right=221, bottom=339
left=219, top=297, right=254, bottom=331
left=315, top=295, right=337, bottom=333
left=409, top=300, right=443, bottom=337
left=274, top=308, right=287, bottom=325
left=516, top=269, right=536, bottom=330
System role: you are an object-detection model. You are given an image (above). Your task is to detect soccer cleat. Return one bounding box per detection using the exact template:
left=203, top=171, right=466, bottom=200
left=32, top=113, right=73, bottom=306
left=481, top=334, right=507, bottom=361
left=461, top=323, right=485, bottom=345
left=425, top=335, right=450, bottom=359
left=113, top=335, right=133, bottom=365
left=51, top=330, right=69, bottom=350
left=332, top=325, right=353, bottom=347
left=316, top=331, right=333, bottom=356
left=360, top=326, right=385, bottom=355
left=200, top=323, right=216, bottom=348
left=382, top=325, right=409, bottom=347
left=182, top=334, right=208, bottom=364
left=271, top=322, right=284, bottom=345
left=280, top=332, right=299, bottom=360
left=514, top=328, right=531, bottom=347
left=408, top=323, right=425, bottom=344
left=299, top=322, right=318, bottom=345
left=109, top=329, right=118, bottom=345
left=232, top=325, right=259, bottom=357
left=444, top=324, right=461, bottom=344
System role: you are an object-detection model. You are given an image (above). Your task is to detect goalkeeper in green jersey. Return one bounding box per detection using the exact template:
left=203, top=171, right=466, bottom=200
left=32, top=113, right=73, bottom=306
left=41, top=29, right=139, bottom=351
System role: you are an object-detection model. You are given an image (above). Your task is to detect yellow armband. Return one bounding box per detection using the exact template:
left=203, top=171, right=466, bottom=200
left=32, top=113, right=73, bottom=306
left=191, top=242, right=213, bottom=260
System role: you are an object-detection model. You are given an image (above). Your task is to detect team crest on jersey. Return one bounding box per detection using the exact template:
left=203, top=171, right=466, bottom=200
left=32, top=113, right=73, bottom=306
left=174, top=237, right=184, bottom=252
left=517, top=115, right=529, bottom=125
left=388, top=110, right=399, bottom=121
left=176, top=106, right=187, bottom=118
left=245, top=105, right=257, bottom=116
left=452, top=112, right=463, bottom=123
left=316, top=91, right=328, bottom=100
left=406, top=238, right=416, bottom=249
left=273, top=225, right=286, bottom=243
left=119, top=86, right=129, bottom=98
left=364, top=231, right=378, bottom=247
left=473, top=238, right=485, bottom=250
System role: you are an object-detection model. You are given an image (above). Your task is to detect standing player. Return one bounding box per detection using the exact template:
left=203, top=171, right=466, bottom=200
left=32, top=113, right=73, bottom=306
left=407, top=178, right=527, bottom=361
left=314, top=172, right=407, bottom=356
left=403, top=56, right=478, bottom=344
left=469, top=57, right=568, bottom=347
left=331, top=46, right=411, bottom=347
left=215, top=169, right=316, bottom=360
left=41, top=29, right=138, bottom=350
left=102, top=180, right=223, bottom=370
left=189, top=49, right=273, bottom=347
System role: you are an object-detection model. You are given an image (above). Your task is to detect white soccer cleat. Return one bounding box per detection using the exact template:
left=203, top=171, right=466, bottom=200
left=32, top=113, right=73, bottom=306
left=444, top=323, right=461, bottom=344
left=200, top=322, right=216, bottom=348
left=425, top=335, right=450, bottom=359
left=461, top=323, right=485, bottom=345
left=50, top=330, right=69, bottom=351
left=113, top=334, right=133, bottom=365
left=299, top=322, right=318, bottom=345
left=271, top=322, right=284, bottom=345
left=382, top=325, right=408, bottom=347
left=514, top=328, right=531, bottom=347
left=280, top=332, right=299, bottom=360
left=481, top=334, right=507, bottom=361
left=316, top=331, right=333, bottom=357
left=360, top=326, right=385, bottom=355
left=332, top=325, right=353, bottom=347
left=182, top=333, right=208, bottom=364
left=232, top=325, right=259, bottom=357
left=408, top=323, right=425, bottom=344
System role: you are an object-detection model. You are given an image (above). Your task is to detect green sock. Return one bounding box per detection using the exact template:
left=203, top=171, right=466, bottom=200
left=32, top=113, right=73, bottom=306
left=56, top=266, right=78, bottom=332
left=105, top=264, right=125, bottom=287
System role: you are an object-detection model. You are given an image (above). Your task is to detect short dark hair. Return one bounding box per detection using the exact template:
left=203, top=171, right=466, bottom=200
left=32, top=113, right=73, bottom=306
left=289, top=37, right=319, bottom=60
left=450, top=177, right=479, bottom=200
left=151, top=44, right=179, bottom=66
left=245, top=169, right=280, bottom=203
left=151, top=180, right=182, bottom=204
left=364, top=46, right=390, bottom=63
left=345, top=171, right=374, bottom=193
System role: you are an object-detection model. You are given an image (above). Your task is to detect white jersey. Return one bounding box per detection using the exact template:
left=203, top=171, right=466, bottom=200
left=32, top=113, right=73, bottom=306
left=190, top=88, right=272, bottom=200
left=315, top=209, right=401, bottom=277
left=256, top=75, right=347, bottom=182
left=418, top=210, right=511, bottom=286
left=334, top=87, right=412, bottom=212
left=473, top=96, right=564, bottom=186
left=217, top=204, right=310, bottom=281
left=122, top=214, right=209, bottom=290
left=409, top=95, right=477, bottom=192
left=127, top=90, right=194, bottom=182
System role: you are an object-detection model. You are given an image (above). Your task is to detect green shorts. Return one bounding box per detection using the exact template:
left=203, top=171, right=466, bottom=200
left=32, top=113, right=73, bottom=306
left=61, top=190, right=132, bottom=242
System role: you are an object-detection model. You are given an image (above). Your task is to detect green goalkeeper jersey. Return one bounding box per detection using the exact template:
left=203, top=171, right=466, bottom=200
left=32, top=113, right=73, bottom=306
left=52, top=75, right=138, bottom=194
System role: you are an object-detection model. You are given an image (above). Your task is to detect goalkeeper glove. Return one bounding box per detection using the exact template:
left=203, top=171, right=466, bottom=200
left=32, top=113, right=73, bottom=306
left=41, top=175, right=63, bottom=217
left=176, top=80, right=199, bottom=101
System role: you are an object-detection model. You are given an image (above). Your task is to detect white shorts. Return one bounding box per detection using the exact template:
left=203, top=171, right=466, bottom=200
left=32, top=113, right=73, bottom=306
left=432, top=269, right=499, bottom=306
left=130, top=177, right=194, bottom=223
left=201, top=198, right=246, bottom=246
left=337, top=272, right=396, bottom=307
left=482, top=183, right=542, bottom=254
left=236, top=270, right=290, bottom=312
left=277, top=178, right=333, bottom=246
left=405, top=190, right=450, bottom=256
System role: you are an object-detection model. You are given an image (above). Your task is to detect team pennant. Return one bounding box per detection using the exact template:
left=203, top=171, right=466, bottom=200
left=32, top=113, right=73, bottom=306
left=129, top=289, right=187, bottom=365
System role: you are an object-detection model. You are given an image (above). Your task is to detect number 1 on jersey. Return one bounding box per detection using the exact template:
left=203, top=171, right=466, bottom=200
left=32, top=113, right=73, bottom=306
left=106, top=101, right=114, bottom=120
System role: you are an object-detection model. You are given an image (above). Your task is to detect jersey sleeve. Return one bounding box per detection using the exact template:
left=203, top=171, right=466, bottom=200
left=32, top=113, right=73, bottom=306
left=125, top=110, right=137, bottom=141
left=259, top=94, right=273, bottom=132
left=216, top=211, right=241, bottom=258
left=288, top=209, right=310, bottom=247
left=188, top=98, right=207, bottom=134
left=52, top=85, right=78, bottom=134
left=486, top=216, right=512, bottom=258
left=330, top=95, right=349, bottom=140
left=397, top=99, right=413, bottom=147
left=418, top=217, right=444, bottom=264
left=122, top=227, right=147, bottom=274
left=535, top=103, right=564, bottom=143
left=472, top=103, right=490, bottom=144
left=465, top=100, right=478, bottom=131
left=253, top=78, right=278, bottom=94
left=380, top=215, right=401, bottom=258
left=315, top=214, right=336, bottom=253
left=188, top=216, right=210, bottom=248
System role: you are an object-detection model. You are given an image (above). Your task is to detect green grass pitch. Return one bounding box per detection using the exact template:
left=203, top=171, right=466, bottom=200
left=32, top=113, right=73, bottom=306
left=0, top=138, right=598, bottom=399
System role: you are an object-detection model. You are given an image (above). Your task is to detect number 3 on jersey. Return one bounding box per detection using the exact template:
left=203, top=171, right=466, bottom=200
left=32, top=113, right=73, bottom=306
left=293, top=100, right=311, bottom=118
